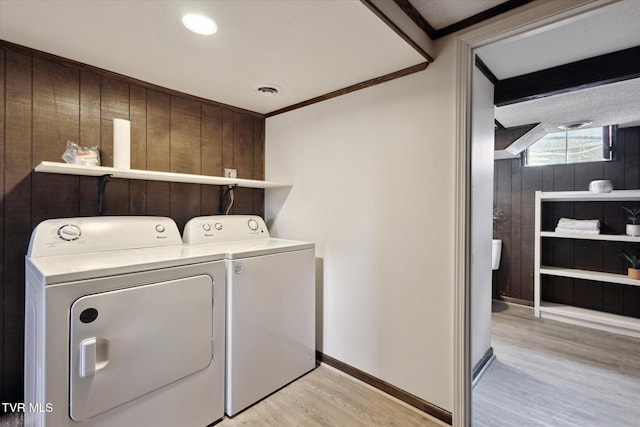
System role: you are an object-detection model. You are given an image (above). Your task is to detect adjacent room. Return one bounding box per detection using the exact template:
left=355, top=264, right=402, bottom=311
left=471, top=1, right=640, bottom=425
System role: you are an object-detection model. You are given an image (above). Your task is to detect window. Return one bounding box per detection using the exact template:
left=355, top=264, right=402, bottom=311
left=525, top=125, right=616, bottom=167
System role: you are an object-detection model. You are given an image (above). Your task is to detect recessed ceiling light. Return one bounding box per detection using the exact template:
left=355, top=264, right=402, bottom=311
left=182, top=13, right=217, bottom=35
left=558, top=120, right=593, bottom=130
left=255, top=84, right=282, bottom=96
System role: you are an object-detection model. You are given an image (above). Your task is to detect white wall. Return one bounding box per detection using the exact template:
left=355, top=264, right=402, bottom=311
left=265, top=37, right=457, bottom=411
left=470, top=66, right=495, bottom=369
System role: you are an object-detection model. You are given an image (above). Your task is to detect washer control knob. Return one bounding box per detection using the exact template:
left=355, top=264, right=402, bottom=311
left=202, top=223, right=211, bottom=232
left=215, top=223, right=223, bottom=231
left=155, top=224, right=166, bottom=233
left=58, top=224, right=81, bottom=241
left=248, top=219, right=259, bottom=231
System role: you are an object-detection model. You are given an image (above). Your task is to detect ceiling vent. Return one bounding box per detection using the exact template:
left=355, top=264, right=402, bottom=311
left=255, top=84, right=282, bottom=96
left=558, top=121, right=593, bottom=130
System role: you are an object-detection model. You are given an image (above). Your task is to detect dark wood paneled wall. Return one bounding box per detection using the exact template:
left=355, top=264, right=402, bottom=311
left=0, top=43, right=265, bottom=402
left=493, top=126, right=640, bottom=314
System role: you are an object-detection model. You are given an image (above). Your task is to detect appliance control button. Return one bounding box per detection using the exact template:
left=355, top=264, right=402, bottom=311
left=215, top=223, right=223, bottom=231
left=248, top=219, right=259, bottom=230
left=58, top=224, right=81, bottom=241
left=202, top=223, right=211, bottom=232
left=155, top=224, right=166, bottom=233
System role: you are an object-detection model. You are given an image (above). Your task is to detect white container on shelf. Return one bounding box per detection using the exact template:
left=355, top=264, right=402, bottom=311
left=588, top=180, right=613, bottom=193
left=627, top=224, right=640, bottom=236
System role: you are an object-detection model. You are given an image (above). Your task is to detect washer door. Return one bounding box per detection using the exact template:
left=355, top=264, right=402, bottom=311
left=69, top=275, right=213, bottom=421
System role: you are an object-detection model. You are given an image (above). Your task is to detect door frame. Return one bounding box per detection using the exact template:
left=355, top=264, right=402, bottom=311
left=452, top=1, right=617, bottom=425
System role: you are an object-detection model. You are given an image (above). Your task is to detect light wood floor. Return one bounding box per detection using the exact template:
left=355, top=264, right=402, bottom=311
left=216, top=365, right=447, bottom=426
left=0, top=365, right=446, bottom=427
left=473, top=301, right=640, bottom=426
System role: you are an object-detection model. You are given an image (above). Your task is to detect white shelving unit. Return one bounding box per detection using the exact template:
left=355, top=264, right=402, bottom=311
left=534, top=190, right=640, bottom=338
left=35, top=161, right=290, bottom=189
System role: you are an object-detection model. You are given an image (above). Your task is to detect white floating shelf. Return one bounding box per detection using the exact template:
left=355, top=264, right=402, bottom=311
left=540, top=231, right=640, bottom=242
left=540, top=266, right=640, bottom=287
left=539, top=302, right=640, bottom=338
left=538, top=190, right=640, bottom=202
left=35, top=161, right=289, bottom=189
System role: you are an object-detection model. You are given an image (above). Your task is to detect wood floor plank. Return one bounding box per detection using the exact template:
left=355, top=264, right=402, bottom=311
left=217, top=365, right=447, bottom=427
left=473, top=301, right=640, bottom=426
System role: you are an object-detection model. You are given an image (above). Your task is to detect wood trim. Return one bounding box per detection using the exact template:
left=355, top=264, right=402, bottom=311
left=433, top=0, right=536, bottom=39
left=495, top=46, right=640, bottom=106
left=392, top=0, right=535, bottom=40
left=0, top=40, right=265, bottom=119
left=316, top=351, right=453, bottom=425
left=471, top=347, right=494, bottom=380
left=360, top=0, right=434, bottom=62
left=266, top=63, right=428, bottom=117
left=498, top=296, right=535, bottom=307
left=392, top=0, right=437, bottom=39
left=475, top=55, right=499, bottom=85
left=453, top=36, right=473, bottom=427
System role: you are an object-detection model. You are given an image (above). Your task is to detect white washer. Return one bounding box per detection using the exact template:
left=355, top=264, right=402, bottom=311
left=25, top=216, right=226, bottom=427
left=183, top=215, right=315, bottom=417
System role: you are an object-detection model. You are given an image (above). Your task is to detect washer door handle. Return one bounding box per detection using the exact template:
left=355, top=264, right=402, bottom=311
left=79, top=337, right=109, bottom=378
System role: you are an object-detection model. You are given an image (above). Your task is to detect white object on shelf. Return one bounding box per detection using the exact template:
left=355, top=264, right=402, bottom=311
left=113, top=118, right=131, bottom=169
left=34, top=161, right=289, bottom=189
left=588, top=179, right=613, bottom=193
left=627, top=224, right=640, bottom=237
left=492, top=239, right=502, bottom=270
left=534, top=189, right=640, bottom=336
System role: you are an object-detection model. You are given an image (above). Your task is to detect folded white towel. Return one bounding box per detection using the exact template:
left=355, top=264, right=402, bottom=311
left=556, top=217, right=600, bottom=231
left=554, top=227, right=600, bottom=235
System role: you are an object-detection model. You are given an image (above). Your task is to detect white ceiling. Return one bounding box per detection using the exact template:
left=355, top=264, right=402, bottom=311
left=0, top=0, right=424, bottom=114
left=0, top=0, right=638, bottom=131
left=476, top=0, right=640, bottom=129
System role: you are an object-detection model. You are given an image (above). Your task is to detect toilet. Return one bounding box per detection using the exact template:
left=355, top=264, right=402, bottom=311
left=492, top=239, right=502, bottom=270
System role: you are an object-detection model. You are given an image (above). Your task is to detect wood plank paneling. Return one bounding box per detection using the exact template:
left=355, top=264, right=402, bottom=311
left=494, top=126, right=640, bottom=318
left=0, top=44, right=266, bottom=403
left=0, top=48, right=6, bottom=402
left=101, top=77, right=130, bottom=215
left=32, top=58, right=80, bottom=223
left=170, top=96, right=202, bottom=229
left=129, top=85, right=147, bottom=215
left=509, top=158, right=523, bottom=299
left=253, top=117, right=265, bottom=217
left=4, top=50, right=32, bottom=403
left=201, top=104, right=223, bottom=214
left=233, top=114, right=255, bottom=215
left=79, top=70, right=102, bottom=216
left=146, top=90, right=171, bottom=217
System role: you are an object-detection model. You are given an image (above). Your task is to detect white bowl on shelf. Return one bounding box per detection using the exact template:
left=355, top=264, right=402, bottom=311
left=588, top=180, right=613, bottom=193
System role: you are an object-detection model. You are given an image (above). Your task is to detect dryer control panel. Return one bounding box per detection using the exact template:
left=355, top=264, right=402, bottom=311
left=183, top=215, right=269, bottom=244
left=28, top=216, right=182, bottom=258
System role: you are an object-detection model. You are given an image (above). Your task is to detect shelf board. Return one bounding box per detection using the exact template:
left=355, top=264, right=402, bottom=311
left=540, top=266, right=640, bottom=287
left=538, top=190, right=640, bottom=202
left=35, top=161, right=290, bottom=189
left=539, top=302, right=640, bottom=338
left=540, top=231, right=640, bottom=242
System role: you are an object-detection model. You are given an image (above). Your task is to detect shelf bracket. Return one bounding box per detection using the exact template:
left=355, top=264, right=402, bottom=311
left=97, top=174, right=112, bottom=215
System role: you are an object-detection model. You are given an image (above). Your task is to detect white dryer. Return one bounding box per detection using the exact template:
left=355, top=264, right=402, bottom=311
left=25, top=216, right=226, bottom=427
left=183, top=215, right=315, bottom=416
